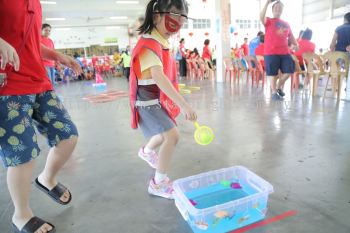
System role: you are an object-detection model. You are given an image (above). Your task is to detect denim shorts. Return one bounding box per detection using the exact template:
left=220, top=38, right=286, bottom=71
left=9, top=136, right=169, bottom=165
left=0, top=91, right=78, bottom=167
left=264, top=54, right=295, bottom=76
left=137, top=104, right=175, bottom=138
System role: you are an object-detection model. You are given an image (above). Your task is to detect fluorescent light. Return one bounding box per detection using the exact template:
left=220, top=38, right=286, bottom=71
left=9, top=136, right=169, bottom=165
left=116, top=1, right=139, bottom=4
left=46, top=18, right=66, bottom=21
left=109, top=16, right=128, bottom=20
left=106, top=26, right=121, bottom=30
left=40, top=1, right=57, bottom=4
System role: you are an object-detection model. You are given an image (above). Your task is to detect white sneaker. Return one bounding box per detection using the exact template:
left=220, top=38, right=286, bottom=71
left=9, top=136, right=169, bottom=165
left=148, top=177, right=174, bottom=199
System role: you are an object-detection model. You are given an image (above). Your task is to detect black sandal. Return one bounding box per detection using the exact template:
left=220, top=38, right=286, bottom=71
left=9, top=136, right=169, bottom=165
left=34, top=178, right=72, bottom=205
left=12, top=216, right=56, bottom=233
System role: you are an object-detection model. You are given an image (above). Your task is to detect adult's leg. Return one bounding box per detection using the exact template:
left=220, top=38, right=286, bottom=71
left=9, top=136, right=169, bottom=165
left=38, top=137, right=77, bottom=202
left=8, top=161, right=54, bottom=232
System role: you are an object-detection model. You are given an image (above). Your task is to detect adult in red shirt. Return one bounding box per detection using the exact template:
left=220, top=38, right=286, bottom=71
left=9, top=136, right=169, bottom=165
left=295, top=28, right=315, bottom=88
left=295, top=28, right=315, bottom=70
left=202, top=39, right=213, bottom=78
left=260, top=0, right=297, bottom=100
left=254, top=34, right=265, bottom=69
left=0, top=1, right=81, bottom=232
left=41, top=23, right=56, bottom=85
left=240, top=38, right=249, bottom=56
left=202, top=39, right=212, bottom=61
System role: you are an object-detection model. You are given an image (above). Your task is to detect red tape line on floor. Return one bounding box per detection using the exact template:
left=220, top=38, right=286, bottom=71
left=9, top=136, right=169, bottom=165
left=230, top=210, right=298, bottom=233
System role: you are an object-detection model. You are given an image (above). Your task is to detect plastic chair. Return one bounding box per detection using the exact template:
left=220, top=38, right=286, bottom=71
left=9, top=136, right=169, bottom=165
left=322, top=51, right=349, bottom=100
left=302, top=52, right=326, bottom=96
left=224, top=58, right=234, bottom=81
left=291, top=55, right=306, bottom=93
left=255, top=55, right=266, bottom=88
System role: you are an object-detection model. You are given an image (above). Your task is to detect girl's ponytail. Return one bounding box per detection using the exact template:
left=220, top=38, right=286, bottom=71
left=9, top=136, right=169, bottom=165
left=138, top=0, right=158, bottom=34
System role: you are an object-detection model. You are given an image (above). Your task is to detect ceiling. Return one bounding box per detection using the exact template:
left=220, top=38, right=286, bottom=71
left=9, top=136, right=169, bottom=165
left=41, top=0, right=150, bottom=29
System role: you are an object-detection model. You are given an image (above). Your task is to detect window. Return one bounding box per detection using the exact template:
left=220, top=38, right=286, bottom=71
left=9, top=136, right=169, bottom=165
left=182, top=21, right=189, bottom=29
left=193, top=19, right=211, bottom=29
left=236, top=19, right=259, bottom=29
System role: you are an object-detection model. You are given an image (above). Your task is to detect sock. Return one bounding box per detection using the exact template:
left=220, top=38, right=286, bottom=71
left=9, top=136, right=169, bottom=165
left=144, top=146, right=154, bottom=154
left=154, top=171, right=167, bottom=183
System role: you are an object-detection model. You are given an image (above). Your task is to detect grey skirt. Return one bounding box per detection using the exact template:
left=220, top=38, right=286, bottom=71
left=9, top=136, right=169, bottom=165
left=137, top=104, right=175, bottom=138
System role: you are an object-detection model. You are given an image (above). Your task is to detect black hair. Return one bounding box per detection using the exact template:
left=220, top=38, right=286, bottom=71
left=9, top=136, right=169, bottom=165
left=42, top=23, right=51, bottom=30
left=138, top=0, right=189, bottom=35
left=73, top=52, right=79, bottom=59
left=204, top=39, right=210, bottom=45
left=193, top=48, right=199, bottom=56
left=180, top=38, right=185, bottom=43
left=259, top=34, right=265, bottom=43
left=257, top=31, right=264, bottom=37
left=345, top=12, right=350, bottom=24
left=301, top=28, right=312, bottom=40
left=244, top=37, right=248, bottom=41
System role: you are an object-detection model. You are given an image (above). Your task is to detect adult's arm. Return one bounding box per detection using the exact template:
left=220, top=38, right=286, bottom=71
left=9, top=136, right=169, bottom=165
left=41, top=44, right=82, bottom=74
left=0, top=37, right=20, bottom=70
left=330, top=32, right=337, bottom=51
left=260, top=0, right=272, bottom=25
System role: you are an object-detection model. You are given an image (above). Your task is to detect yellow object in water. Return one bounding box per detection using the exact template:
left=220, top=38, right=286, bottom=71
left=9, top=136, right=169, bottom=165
left=180, top=89, right=192, bottom=94
left=194, top=121, right=214, bottom=146
left=188, top=86, right=201, bottom=91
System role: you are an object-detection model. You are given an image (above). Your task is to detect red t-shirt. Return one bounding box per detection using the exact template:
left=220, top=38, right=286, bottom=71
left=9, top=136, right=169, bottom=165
left=240, top=43, right=249, bottom=56
left=0, top=0, right=52, bottom=95
left=41, top=36, right=55, bottom=67
left=264, top=17, right=293, bottom=55
left=295, top=39, right=315, bottom=65
left=202, top=45, right=211, bottom=60
left=180, top=43, right=186, bottom=57
left=92, top=56, right=98, bottom=67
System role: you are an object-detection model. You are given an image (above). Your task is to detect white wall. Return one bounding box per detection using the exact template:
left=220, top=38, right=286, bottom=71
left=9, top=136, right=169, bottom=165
left=302, top=18, right=343, bottom=51
left=230, top=0, right=303, bottom=46
left=50, top=26, right=130, bottom=49
left=178, top=0, right=216, bottom=52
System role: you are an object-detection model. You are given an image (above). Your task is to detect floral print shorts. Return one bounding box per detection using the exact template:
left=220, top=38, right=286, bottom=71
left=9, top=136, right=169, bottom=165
left=0, top=91, right=78, bottom=167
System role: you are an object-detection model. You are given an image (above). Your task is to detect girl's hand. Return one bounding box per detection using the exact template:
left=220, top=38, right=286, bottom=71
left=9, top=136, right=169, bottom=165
left=0, top=38, right=20, bottom=71
left=56, top=53, right=82, bottom=74
left=182, top=104, right=197, bottom=122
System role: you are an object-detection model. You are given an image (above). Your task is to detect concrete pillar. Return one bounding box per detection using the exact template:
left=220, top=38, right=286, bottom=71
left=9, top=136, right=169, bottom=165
left=214, top=0, right=231, bottom=83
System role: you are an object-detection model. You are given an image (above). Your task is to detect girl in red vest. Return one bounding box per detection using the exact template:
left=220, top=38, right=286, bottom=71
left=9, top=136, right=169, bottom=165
left=130, top=0, right=197, bottom=199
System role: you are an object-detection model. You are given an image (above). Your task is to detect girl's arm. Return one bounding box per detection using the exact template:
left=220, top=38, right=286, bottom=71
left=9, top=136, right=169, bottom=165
left=150, top=65, right=197, bottom=121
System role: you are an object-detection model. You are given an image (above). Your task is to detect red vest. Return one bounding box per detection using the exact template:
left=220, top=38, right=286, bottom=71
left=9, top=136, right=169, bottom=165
left=129, top=36, right=180, bottom=129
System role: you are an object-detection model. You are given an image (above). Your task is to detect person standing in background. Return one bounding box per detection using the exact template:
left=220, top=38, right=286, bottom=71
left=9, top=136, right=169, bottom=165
left=41, top=23, right=56, bottom=85
left=179, top=38, right=187, bottom=78
left=120, top=49, right=131, bottom=81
